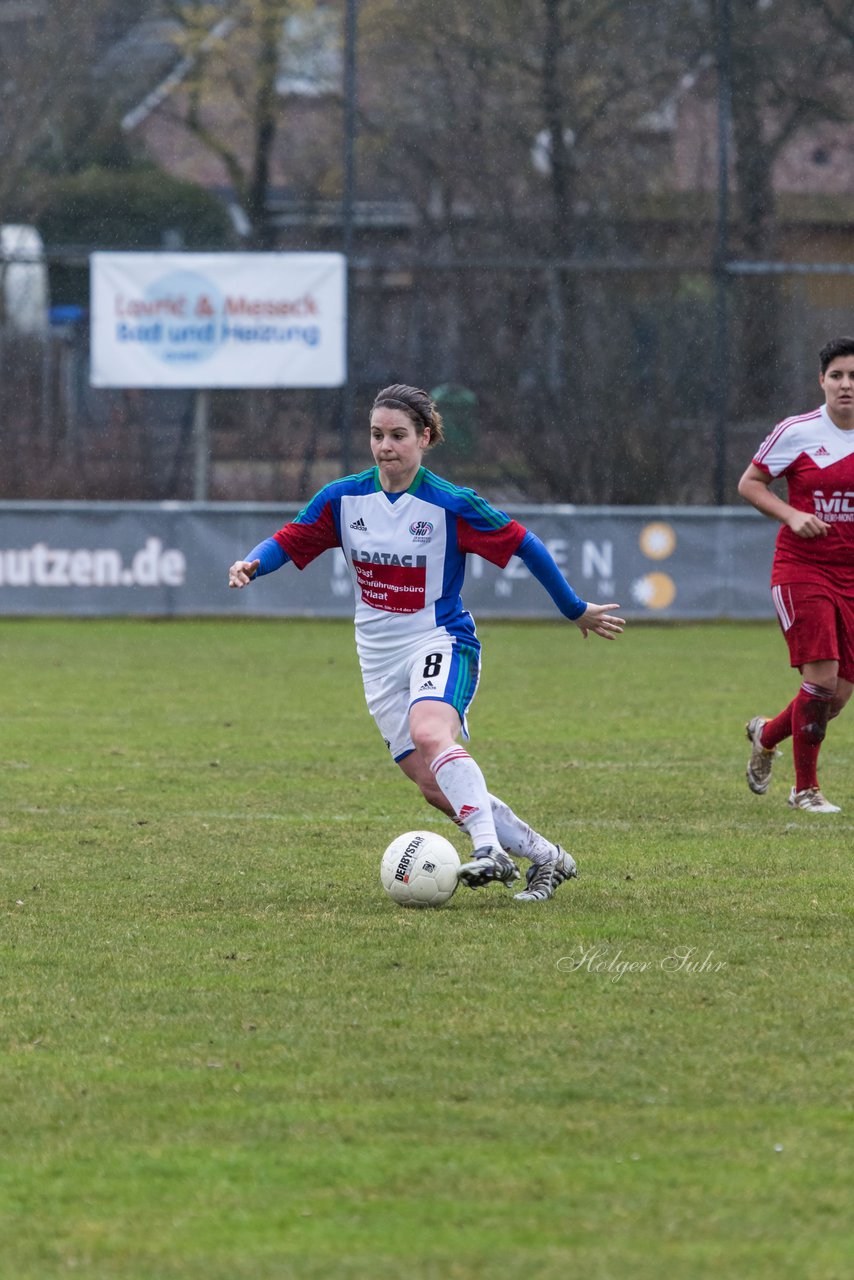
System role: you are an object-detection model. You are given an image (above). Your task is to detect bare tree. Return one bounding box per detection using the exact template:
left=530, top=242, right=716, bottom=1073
left=160, top=0, right=318, bottom=247
left=711, top=0, right=850, bottom=409
left=359, top=0, right=700, bottom=499
left=0, top=0, right=114, bottom=220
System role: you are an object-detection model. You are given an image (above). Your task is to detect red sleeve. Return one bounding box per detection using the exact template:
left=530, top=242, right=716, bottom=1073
left=273, top=502, right=339, bottom=570
left=456, top=517, right=527, bottom=568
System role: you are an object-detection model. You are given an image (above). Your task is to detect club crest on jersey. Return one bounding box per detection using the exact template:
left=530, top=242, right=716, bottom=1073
left=409, top=519, right=434, bottom=543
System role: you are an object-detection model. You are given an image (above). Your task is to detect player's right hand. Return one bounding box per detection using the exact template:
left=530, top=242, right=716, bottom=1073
left=228, top=559, right=260, bottom=587
left=787, top=511, right=831, bottom=539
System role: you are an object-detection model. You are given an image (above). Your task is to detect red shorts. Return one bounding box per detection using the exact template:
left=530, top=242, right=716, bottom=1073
left=771, top=581, right=854, bottom=682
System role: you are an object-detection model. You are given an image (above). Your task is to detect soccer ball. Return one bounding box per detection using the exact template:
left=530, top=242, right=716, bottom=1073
left=380, top=831, right=461, bottom=908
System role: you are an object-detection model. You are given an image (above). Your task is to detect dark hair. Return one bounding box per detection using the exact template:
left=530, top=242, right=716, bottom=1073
left=371, top=383, right=444, bottom=446
left=819, top=336, right=854, bottom=374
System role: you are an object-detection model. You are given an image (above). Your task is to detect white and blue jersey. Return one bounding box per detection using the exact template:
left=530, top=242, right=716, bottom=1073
left=271, top=466, right=527, bottom=664
left=244, top=464, right=587, bottom=756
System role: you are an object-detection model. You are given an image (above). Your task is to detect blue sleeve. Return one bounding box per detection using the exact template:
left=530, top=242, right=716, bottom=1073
left=515, top=531, right=587, bottom=621
left=245, top=537, right=290, bottom=578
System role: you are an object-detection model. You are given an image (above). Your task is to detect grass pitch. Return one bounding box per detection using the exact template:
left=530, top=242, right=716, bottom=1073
left=0, top=618, right=850, bottom=1279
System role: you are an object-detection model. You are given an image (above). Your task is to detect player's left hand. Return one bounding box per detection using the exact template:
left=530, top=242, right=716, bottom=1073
left=574, top=602, right=625, bottom=639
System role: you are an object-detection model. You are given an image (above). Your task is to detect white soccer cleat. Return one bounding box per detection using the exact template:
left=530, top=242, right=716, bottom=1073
left=787, top=787, right=841, bottom=814
left=514, top=846, right=578, bottom=902
left=745, top=716, right=778, bottom=794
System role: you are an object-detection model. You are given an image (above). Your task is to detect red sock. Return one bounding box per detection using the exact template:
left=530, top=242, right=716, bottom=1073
left=791, top=682, right=833, bottom=793
left=761, top=702, right=794, bottom=749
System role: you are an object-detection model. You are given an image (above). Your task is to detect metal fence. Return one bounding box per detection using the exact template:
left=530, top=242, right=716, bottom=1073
left=2, top=256, right=852, bottom=506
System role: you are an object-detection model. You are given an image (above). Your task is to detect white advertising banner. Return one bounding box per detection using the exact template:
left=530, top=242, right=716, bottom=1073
left=90, top=252, right=346, bottom=388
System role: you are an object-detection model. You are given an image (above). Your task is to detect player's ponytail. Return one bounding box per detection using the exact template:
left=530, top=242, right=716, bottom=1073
left=372, top=384, right=444, bottom=446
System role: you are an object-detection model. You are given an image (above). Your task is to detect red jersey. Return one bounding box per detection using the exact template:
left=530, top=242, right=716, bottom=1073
left=753, top=404, right=854, bottom=592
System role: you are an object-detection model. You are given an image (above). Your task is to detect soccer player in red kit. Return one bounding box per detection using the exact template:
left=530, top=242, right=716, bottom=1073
left=738, top=336, right=854, bottom=812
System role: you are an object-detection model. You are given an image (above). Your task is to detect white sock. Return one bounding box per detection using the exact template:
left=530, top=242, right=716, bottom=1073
left=430, top=747, right=500, bottom=851
left=489, top=794, right=557, bottom=865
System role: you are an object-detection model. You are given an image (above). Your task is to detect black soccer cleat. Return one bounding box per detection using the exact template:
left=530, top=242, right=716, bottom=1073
left=457, top=846, right=521, bottom=889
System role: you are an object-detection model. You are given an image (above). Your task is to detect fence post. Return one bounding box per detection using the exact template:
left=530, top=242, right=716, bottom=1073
left=192, top=388, right=210, bottom=501
left=713, top=0, right=732, bottom=505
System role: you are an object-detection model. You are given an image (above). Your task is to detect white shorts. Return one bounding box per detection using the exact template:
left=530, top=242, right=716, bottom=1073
left=362, top=633, right=481, bottom=762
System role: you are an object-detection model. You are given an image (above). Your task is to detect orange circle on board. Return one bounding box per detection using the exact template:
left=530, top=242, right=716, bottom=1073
left=639, top=522, right=676, bottom=560
left=638, top=572, right=676, bottom=609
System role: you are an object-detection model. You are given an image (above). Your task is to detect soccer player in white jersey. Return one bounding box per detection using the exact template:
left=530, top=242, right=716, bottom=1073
left=229, top=383, right=625, bottom=901
left=738, top=336, right=854, bottom=813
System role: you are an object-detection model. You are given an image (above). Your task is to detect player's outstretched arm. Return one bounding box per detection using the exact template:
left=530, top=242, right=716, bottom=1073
left=228, top=537, right=291, bottom=588
left=573, top=602, right=625, bottom=640
left=514, top=531, right=625, bottom=639
left=228, top=559, right=260, bottom=588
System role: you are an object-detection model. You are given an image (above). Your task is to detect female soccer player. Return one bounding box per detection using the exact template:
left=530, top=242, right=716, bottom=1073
left=738, top=336, right=854, bottom=813
left=229, top=383, right=624, bottom=900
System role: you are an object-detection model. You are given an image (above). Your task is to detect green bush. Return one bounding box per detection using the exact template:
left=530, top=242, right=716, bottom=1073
left=36, top=166, right=235, bottom=249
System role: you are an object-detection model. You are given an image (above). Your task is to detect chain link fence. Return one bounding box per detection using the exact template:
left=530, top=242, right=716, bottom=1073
left=2, top=255, right=852, bottom=505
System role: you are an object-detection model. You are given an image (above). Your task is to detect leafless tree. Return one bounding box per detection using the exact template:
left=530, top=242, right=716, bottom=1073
left=0, top=1, right=119, bottom=220
left=707, top=0, right=851, bottom=409
left=161, top=0, right=320, bottom=247
left=359, top=0, right=701, bottom=499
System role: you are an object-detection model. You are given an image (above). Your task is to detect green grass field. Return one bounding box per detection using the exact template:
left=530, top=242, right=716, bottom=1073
left=1, top=618, right=850, bottom=1279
